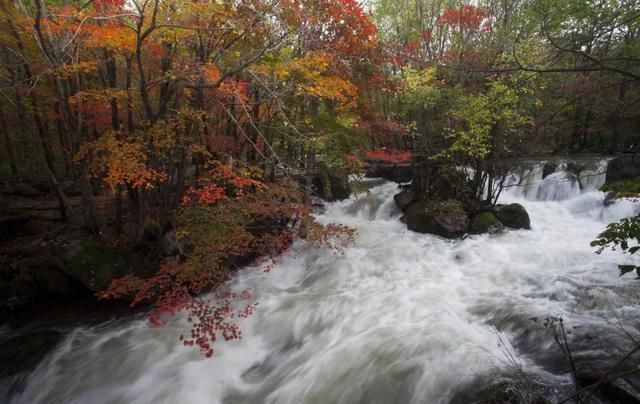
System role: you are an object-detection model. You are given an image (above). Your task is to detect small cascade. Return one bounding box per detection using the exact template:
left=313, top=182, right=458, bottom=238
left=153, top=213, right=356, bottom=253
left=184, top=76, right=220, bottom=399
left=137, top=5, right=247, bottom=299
left=536, top=171, right=581, bottom=201
left=502, top=158, right=609, bottom=202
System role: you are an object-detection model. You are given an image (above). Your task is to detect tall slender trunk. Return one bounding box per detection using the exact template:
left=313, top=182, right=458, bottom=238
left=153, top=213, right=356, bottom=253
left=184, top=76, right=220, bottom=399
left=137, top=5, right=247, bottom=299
left=0, top=107, right=18, bottom=176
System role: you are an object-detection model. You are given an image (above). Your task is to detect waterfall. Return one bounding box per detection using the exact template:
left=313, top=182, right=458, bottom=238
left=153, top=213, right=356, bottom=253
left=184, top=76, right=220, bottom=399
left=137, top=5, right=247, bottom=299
left=4, top=159, right=640, bottom=404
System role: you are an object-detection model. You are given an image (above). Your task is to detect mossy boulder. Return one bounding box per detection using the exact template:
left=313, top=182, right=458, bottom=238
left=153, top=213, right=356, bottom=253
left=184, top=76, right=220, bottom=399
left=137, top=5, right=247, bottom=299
left=469, top=212, right=504, bottom=235
left=49, top=241, right=151, bottom=292
left=601, top=179, right=640, bottom=198
left=495, top=203, right=531, bottom=230
left=405, top=200, right=469, bottom=239
left=394, top=188, right=416, bottom=211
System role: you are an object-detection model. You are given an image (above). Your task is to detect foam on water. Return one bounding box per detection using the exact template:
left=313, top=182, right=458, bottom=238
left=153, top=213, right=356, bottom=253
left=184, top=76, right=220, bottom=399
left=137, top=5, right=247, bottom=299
left=5, top=160, right=640, bottom=404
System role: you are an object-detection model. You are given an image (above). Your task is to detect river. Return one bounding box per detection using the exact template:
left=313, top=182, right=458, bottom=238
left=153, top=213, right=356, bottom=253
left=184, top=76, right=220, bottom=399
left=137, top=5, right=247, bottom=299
left=6, top=160, right=640, bottom=403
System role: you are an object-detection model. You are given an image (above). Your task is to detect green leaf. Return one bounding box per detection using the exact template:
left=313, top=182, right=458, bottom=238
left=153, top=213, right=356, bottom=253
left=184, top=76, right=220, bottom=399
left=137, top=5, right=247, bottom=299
left=628, top=246, right=640, bottom=254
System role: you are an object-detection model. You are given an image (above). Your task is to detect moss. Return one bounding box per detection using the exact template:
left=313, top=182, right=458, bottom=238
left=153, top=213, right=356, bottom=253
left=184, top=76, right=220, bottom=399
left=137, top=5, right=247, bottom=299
left=602, top=179, right=640, bottom=197
left=495, top=203, right=531, bottom=230
left=470, top=212, right=502, bottom=234
left=51, top=241, right=150, bottom=292
left=405, top=199, right=469, bottom=238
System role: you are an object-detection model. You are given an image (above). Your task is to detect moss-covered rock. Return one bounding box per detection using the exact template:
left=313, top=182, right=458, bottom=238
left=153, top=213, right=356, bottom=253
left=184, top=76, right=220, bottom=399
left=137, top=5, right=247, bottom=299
left=49, top=241, right=151, bottom=292
left=394, top=188, right=416, bottom=211
left=495, top=203, right=531, bottom=230
left=469, top=212, right=504, bottom=235
left=601, top=179, right=640, bottom=198
left=405, top=200, right=469, bottom=238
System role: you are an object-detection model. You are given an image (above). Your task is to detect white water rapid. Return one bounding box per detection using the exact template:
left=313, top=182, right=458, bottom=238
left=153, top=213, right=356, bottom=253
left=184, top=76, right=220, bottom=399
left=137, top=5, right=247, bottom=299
left=6, top=160, right=640, bottom=403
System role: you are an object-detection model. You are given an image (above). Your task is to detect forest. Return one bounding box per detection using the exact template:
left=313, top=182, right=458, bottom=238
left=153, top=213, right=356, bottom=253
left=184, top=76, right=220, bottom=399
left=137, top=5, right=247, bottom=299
left=1, top=0, right=640, bottom=403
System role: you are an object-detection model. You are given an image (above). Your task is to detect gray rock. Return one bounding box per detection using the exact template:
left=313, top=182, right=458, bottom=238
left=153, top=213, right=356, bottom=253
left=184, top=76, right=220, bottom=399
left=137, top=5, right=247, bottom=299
left=606, top=156, right=640, bottom=183
left=405, top=200, right=469, bottom=239
left=393, top=189, right=415, bottom=211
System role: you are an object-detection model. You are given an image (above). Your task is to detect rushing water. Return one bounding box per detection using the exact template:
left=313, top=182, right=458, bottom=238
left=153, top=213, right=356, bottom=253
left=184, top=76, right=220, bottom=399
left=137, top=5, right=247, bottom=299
left=6, top=160, right=640, bottom=403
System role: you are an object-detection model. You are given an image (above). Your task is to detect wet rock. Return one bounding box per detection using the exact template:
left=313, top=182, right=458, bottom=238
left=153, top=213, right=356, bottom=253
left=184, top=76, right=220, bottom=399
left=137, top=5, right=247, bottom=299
left=405, top=200, right=469, bottom=239
left=469, top=212, right=504, bottom=235
left=5, top=270, right=37, bottom=308
left=0, top=216, right=30, bottom=240
left=393, top=188, right=416, bottom=211
left=604, top=191, right=617, bottom=206
left=49, top=240, right=151, bottom=292
left=33, top=264, right=79, bottom=296
left=542, top=162, right=558, bottom=179
left=365, top=164, right=413, bottom=183
left=576, top=364, right=640, bottom=404
left=495, top=203, right=531, bottom=230
left=0, top=330, right=63, bottom=377
left=606, top=156, right=640, bottom=183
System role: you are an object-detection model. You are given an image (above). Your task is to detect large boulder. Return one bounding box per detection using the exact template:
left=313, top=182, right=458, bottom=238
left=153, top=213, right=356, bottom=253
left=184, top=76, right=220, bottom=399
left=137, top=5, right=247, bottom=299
left=404, top=200, right=469, bottom=239
left=495, top=203, right=531, bottom=230
left=365, top=164, right=413, bottom=183
left=0, top=330, right=63, bottom=377
left=33, top=264, right=80, bottom=296
left=469, top=212, right=504, bottom=235
left=577, top=363, right=640, bottom=404
left=606, top=156, right=640, bottom=183
left=393, top=188, right=416, bottom=211
left=49, top=241, right=151, bottom=292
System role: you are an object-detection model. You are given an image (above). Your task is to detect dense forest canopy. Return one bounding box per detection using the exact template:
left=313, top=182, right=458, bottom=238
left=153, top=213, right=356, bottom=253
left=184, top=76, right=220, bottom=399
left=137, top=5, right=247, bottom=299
left=0, top=0, right=639, bottom=355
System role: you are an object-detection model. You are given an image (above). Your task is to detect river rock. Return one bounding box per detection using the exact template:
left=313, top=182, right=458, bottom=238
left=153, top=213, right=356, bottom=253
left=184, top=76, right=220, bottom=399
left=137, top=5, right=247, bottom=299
left=577, top=363, right=640, bottom=403
left=604, top=191, right=617, bottom=206
left=405, top=200, right=469, bottom=238
left=49, top=240, right=151, bottom=292
left=33, top=264, right=79, bottom=296
left=606, top=156, right=640, bottom=183
left=394, top=188, right=415, bottom=211
left=542, top=162, right=558, bottom=179
left=0, top=330, right=63, bottom=377
left=495, top=203, right=531, bottom=230
left=469, top=212, right=504, bottom=235
left=365, top=164, right=413, bottom=183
